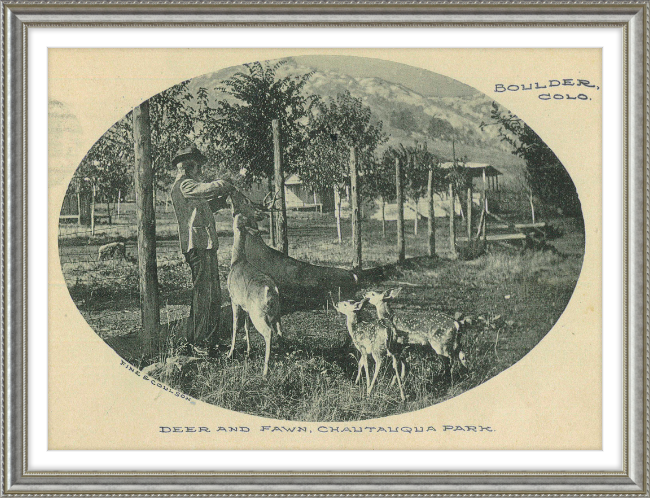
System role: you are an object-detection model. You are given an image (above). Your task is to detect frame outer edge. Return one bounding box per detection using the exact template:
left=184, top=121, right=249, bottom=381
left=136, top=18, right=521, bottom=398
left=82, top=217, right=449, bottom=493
left=4, top=2, right=25, bottom=493
left=627, top=1, right=647, bottom=492
left=2, top=2, right=646, bottom=494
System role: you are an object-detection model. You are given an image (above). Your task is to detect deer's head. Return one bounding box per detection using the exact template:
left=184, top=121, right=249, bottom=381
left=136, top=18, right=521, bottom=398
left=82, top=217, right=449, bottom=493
left=230, top=189, right=279, bottom=223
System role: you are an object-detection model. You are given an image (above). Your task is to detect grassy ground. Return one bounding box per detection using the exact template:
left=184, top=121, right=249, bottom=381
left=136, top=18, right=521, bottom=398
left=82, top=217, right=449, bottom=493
left=59, top=210, right=585, bottom=421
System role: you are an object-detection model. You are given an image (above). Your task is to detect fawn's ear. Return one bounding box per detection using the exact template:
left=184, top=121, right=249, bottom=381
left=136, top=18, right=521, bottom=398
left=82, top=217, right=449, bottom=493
left=353, top=298, right=369, bottom=311
left=386, top=287, right=402, bottom=300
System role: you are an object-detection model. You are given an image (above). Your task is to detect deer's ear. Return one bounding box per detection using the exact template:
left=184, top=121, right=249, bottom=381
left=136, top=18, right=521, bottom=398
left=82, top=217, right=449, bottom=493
left=387, top=287, right=402, bottom=300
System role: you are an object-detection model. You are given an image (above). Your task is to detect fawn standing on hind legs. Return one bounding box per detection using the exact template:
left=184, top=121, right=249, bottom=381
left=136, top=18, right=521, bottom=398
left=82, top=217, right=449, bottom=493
left=334, top=298, right=405, bottom=401
left=364, top=288, right=468, bottom=385
left=227, top=213, right=282, bottom=377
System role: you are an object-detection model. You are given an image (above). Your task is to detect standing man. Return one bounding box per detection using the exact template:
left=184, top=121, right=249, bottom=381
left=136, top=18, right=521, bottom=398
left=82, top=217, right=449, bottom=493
left=170, top=146, right=234, bottom=352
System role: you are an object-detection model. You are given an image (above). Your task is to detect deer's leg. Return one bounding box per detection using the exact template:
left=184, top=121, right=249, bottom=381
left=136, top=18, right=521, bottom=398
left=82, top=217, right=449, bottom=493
left=392, top=355, right=405, bottom=401
left=251, top=314, right=274, bottom=378
left=262, top=328, right=272, bottom=378
left=244, top=315, right=251, bottom=356
left=274, top=318, right=284, bottom=351
left=369, top=354, right=382, bottom=395
left=227, top=304, right=241, bottom=359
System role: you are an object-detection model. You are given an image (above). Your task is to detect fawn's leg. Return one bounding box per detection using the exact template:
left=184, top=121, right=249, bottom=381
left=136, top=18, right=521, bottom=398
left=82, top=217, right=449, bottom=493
left=368, top=354, right=382, bottom=395
left=391, top=355, right=405, bottom=401
left=363, top=354, right=370, bottom=390
left=355, top=353, right=363, bottom=384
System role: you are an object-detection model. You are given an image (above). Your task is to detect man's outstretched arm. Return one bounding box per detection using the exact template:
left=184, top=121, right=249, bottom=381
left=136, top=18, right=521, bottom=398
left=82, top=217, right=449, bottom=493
left=180, top=178, right=233, bottom=200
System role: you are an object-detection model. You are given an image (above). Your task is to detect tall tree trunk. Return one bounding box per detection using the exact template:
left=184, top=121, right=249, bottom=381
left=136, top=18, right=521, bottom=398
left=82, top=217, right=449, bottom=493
left=268, top=176, right=276, bottom=247
left=107, top=200, right=112, bottom=225
left=467, top=186, right=473, bottom=240
left=334, top=186, right=342, bottom=244
left=396, top=157, right=405, bottom=263
left=133, top=100, right=160, bottom=356
left=272, top=120, right=288, bottom=255
left=413, top=198, right=419, bottom=236
left=381, top=197, right=386, bottom=238
left=529, top=190, right=536, bottom=224
left=427, top=168, right=435, bottom=257
left=449, top=182, right=456, bottom=258
left=117, top=190, right=121, bottom=220
left=350, top=146, right=361, bottom=271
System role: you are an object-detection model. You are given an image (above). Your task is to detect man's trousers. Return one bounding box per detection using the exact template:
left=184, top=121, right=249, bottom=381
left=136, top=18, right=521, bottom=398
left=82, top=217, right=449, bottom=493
left=184, top=248, right=222, bottom=346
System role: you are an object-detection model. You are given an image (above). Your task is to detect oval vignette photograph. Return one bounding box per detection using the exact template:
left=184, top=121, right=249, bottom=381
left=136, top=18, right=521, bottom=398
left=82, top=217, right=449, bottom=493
left=55, top=55, right=585, bottom=422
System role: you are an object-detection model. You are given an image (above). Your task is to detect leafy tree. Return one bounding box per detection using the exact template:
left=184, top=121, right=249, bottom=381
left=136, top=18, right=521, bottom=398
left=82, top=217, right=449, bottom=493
left=148, top=80, right=196, bottom=193
left=297, top=91, right=387, bottom=243
left=427, top=116, right=456, bottom=141
left=209, top=60, right=317, bottom=184
left=481, top=101, right=581, bottom=217
left=298, top=91, right=387, bottom=191
left=360, top=153, right=396, bottom=236
left=73, top=115, right=134, bottom=223
left=390, top=108, right=419, bottom=133
left=73, top=79, right=198, bottom=214
left=399, top=143, right=445, bottom=235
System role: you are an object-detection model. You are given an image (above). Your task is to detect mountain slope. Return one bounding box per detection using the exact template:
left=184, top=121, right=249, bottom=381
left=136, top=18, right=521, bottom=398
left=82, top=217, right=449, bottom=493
left=190, top=58, right=527, bottom=185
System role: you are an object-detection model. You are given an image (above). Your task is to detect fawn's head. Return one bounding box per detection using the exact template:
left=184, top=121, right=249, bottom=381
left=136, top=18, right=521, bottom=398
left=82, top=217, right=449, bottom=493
left=333, top=298, right=368, bottom=321
left=364, top=287, right=402, bottom=316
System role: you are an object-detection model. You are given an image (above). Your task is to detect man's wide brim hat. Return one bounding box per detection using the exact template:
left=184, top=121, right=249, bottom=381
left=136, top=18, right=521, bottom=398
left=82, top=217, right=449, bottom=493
left=172, top=146, right=207, bottom=167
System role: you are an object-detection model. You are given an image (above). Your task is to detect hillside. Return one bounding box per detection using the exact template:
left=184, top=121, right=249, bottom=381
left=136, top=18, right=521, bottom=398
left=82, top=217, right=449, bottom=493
left=189, top=57, right=527, bottom=186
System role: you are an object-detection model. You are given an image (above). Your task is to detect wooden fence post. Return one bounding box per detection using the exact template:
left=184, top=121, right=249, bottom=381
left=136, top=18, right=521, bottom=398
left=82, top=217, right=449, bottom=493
left=449, top=182, right=457, bottom=257
left=481, top=169, right=487, bottom=241
left=272, top=119, right=288, bottom=255
left=396, top=156, right=405, bottom=263
left=90, top=183, right=96, bottom=236
left=467, top=185, right=473, bottom=240
left=334, top=186, right=342, bottom=243
left=381, top=196, right=386, bottom=238
left=133, top=100, right=160, bottom=356
left=427, top=167, right=435, bottom=257
left=350, top=146, right=361, bottom=271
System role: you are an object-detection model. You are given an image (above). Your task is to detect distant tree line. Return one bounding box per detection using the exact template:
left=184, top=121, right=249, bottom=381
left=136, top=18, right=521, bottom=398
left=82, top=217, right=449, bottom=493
left=72, top=60, right=580, bottom=268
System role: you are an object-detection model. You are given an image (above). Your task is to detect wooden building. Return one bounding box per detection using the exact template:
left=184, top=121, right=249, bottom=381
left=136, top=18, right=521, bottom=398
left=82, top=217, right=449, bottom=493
left=284, top=174, right=334, bottom=213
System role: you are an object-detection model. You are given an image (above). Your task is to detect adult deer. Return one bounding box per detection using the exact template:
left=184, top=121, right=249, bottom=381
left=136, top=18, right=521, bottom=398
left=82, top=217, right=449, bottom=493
left=227, top=203, right=282, bottom=377
left=333, top=298, right=405, bottom=401
left=364, top=288, right=468, bottom=384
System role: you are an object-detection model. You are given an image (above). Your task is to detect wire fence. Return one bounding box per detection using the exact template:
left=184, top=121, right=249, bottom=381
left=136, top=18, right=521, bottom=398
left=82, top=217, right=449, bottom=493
left=58, top=190, right=537, bottom=341
left=57, top=200, right=233, bottom=340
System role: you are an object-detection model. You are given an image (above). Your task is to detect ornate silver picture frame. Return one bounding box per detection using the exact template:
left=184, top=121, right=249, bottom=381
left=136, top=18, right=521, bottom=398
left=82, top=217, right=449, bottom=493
left=3, top=1, right=646, bottom=495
